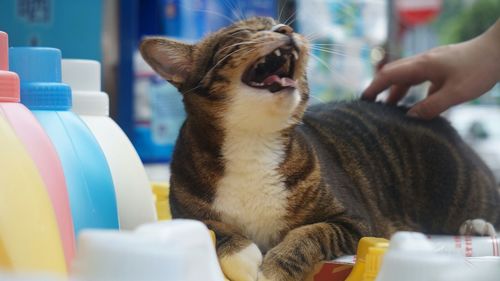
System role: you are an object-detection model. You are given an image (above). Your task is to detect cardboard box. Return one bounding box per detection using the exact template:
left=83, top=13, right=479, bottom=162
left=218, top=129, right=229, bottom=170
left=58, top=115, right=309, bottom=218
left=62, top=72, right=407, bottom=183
left=306, top=256, right=355, bottom=281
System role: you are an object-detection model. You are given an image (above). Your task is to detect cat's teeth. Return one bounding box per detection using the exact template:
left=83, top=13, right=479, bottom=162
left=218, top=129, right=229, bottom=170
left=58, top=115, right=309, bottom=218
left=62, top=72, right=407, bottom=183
left=292, top=50, right=298, bottom=60
left=250, top=81, right=264, bottom=87
left=257, top=57, right=266, bottom=65
left=274, top=49, right=281, bottom=56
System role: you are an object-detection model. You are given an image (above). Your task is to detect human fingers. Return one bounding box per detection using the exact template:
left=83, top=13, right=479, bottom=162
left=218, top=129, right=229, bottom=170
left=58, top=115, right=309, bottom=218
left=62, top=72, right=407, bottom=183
left=407, top=90, right=453, bottom=120
left=427, top=82, right=440, bottom=96
left=387, top=80, right=443, bottom=107
left=362, top=57, right=430, bottom=101
left=386, top=84, right=410, bottom=105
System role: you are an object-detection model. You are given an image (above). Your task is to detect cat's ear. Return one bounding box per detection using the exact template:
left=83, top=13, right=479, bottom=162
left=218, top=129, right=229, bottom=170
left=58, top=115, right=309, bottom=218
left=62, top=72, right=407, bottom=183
left=140, top=37, right=193, bottom=88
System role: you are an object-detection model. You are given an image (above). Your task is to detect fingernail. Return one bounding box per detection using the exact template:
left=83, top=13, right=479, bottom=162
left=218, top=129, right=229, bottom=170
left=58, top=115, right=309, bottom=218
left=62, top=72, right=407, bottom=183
left=407, top=110, right=419, bottom=118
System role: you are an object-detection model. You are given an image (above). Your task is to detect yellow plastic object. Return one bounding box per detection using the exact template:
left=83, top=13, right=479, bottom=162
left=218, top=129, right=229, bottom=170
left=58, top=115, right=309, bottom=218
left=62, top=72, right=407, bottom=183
left=0, top=117, right=66, bottom=274
left=363, top=243, right=388, bottom=281
left=345, top=237, right=388, bottom=281
left=151, top=182, right=171, bottom=220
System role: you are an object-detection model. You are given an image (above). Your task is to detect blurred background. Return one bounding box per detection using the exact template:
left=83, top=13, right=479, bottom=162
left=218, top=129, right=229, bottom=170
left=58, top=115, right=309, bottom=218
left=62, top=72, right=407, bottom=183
left=0, top=0, right=499, bottom=182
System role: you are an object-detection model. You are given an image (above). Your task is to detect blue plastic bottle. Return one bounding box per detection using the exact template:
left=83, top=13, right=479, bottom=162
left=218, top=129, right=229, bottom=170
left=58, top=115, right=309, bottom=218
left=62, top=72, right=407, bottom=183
left=9, top=47, right=119, bottom=235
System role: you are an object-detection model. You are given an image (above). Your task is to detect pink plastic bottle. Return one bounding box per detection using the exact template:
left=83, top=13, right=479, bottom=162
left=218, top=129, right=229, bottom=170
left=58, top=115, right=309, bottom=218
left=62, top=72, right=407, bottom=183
left=0, top=31, right=75, bottom=268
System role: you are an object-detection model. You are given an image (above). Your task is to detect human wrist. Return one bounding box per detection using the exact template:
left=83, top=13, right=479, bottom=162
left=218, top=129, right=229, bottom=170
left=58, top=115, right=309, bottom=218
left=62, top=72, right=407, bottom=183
left=481, top=20, right=500, bottom=79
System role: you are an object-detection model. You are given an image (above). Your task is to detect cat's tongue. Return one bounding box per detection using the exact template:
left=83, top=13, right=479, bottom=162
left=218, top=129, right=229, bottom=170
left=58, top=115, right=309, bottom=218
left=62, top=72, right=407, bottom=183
left=263, top=75, right=297, bottom=89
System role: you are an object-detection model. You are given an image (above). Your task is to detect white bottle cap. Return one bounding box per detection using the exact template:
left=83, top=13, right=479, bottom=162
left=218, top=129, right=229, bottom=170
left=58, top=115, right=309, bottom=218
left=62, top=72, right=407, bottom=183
left=72, top=220, right=225, bottom=281
left=62, top=59, right=109, bottom=116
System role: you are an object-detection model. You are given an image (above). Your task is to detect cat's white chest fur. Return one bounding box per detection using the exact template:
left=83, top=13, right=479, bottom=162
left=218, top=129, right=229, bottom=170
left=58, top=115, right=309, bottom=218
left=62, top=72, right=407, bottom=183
left=213, top=132, right=289, bottom=252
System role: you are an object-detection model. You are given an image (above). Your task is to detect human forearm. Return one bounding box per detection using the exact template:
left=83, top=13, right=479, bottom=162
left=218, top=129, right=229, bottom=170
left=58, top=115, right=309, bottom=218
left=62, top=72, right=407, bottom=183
left=480, top=19, right=500, bottom=80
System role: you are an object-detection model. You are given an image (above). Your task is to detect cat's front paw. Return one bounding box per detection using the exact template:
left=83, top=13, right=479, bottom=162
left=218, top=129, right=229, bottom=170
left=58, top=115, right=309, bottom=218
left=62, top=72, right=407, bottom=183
left=459, top=219, right=496, bottom=236
left=220, top=243, right=263, bottom=281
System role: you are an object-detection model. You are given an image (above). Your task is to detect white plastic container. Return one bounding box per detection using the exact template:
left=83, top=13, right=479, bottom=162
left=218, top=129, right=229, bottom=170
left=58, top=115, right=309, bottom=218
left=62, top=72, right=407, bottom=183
left=71, top=220, right=225, bottom=281
left=428, top=234, right=500, bottom=257
left=376, top=232, right=500, bottom=281
left=61, top=59, right=156, bottom=230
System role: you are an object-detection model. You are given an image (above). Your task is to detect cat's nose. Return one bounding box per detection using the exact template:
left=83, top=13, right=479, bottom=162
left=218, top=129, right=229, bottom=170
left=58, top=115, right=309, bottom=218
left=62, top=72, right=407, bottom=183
left=272, top=24, right=294, bottom=35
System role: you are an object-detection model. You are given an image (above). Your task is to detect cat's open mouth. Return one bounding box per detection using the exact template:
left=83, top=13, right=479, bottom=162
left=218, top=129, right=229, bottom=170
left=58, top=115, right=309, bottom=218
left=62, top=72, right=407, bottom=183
left=242, top=45, right=298, bottom=93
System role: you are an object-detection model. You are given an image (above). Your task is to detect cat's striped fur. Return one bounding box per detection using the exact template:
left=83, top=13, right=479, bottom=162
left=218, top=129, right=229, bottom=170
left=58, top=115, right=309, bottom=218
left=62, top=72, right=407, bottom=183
left=140, top=17, right=500, bottom=281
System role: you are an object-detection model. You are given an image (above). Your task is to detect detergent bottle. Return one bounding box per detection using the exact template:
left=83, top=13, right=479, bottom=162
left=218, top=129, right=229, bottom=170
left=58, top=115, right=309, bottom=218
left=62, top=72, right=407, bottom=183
left=62, top=59, right=156, bottom=230
left=0, top=32, right=66, bottom=274
left=72, top=220, right=225, bottom=281
left=0, top=31, right=75, bottom=268
left=9, top=47, right=119, bottom=236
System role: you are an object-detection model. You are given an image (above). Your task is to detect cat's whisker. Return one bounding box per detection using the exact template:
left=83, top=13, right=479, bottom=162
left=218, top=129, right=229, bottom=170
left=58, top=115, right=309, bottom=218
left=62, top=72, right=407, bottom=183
left=311, top=43, right=354, bottom=50
left=304, top=31, right=319, bottom=38
left=305, top=33, right=323, bottom=42
left=308, top=52, right=333, bottom=73
left=311, top=45, right=353, bottom=53
left=310, top=47, right=349, bottom=58
left=178, top=3, right=235, bottom=25
left=220, top=0, right=240, bottom=22
left=311, top=46, right=346, bottom=52
left=221, top=0, right=235, bottom=19
left=222, top=0, right=245, bottom=22
left=183, top=83, right=204, bottom=95
left=312, top=43, right=388, bottom=54
left=277, top=3, right=287, bottom=24
left=310, top=45, right=392, bottom=63
left=282, top=9, right=297, bottom=26
left=236, top=1, right=247, bottom=21
left=311, top=46, right=377, bottom=61
left=308, top=94, right=327, bottom=105
left=205, top=44, right=262, bottom=77
left=189, top=38, right=264, bottom=95
left=308, top=51, right=352, bottom=86
left=285, top=13, right=298, bottom=27
left=221, top=39, right=271, bottom=56
left=226, top=28, right=254, bottom=39
left=202, top=39, right=280, bottom=96
left=216, top=40, right=262, bottom=55
left=198, top=9, right=235, bottom=24
left=311, top=43, right=352, bottom=46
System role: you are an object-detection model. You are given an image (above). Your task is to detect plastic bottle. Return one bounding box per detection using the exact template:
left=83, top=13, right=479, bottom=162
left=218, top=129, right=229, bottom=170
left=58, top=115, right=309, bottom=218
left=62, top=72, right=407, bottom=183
left=9, top=47, right=119, bottom=236
left=0, top=33, right=66, bottom=274
left=0, top=31, right=75, bottom=269
left=61, top=59, right=156, bottom=230
left=376, top=232, right=500, bottom=281
left=72, top=220, right=225, bottom=281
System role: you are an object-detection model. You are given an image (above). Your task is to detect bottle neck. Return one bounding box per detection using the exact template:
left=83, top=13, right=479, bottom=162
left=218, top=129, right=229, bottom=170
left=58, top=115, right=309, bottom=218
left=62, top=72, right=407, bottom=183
left=71, top=90, right=109, bottom=116
left=0, top=70, right=20, bottom=103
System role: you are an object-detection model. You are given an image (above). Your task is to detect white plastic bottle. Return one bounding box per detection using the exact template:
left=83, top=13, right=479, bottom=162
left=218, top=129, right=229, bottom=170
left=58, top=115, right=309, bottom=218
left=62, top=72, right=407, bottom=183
left=62, top=59, right=157, bottom=230
left=72, top=220, right=225, bottom=281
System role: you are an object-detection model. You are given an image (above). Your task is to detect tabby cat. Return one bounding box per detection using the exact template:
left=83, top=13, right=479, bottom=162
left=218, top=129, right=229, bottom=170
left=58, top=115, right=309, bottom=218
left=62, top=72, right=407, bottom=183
left=140, top=17, right=500, bottom=281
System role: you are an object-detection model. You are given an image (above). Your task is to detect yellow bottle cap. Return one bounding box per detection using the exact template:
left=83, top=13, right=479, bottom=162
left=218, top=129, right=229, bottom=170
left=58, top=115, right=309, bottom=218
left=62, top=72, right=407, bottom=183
left=345, top=237, right=389, bottom=281
left=363, top=243, right=389, bottom=281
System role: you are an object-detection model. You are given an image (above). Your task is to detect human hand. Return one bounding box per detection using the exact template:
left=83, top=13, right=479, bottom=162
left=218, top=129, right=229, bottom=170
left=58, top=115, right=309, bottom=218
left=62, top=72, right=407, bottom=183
left=362, top=20, right=500, bottom=120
